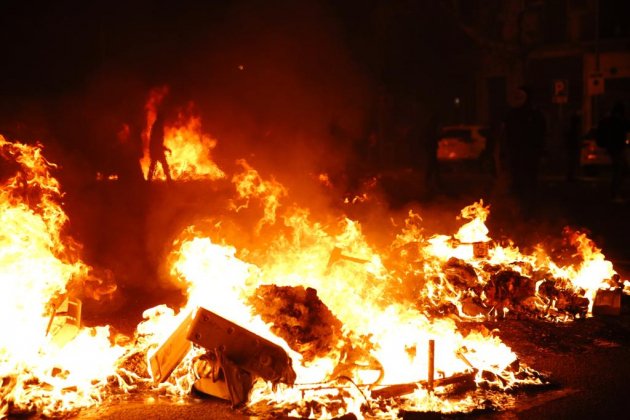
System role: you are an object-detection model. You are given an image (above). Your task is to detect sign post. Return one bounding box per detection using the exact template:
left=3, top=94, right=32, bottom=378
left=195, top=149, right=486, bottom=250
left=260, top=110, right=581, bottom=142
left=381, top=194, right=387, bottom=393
left=588, top=72, right=605, bottom=96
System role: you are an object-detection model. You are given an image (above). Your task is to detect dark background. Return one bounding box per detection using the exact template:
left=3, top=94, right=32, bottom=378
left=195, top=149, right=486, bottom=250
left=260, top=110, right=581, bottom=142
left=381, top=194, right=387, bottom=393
left=0, top=1, right=475, bottom=174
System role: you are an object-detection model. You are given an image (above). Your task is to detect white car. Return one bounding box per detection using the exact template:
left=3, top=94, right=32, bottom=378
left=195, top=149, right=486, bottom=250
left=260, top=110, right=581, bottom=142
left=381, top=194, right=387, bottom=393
left=437, top=125, right=488, bottom=161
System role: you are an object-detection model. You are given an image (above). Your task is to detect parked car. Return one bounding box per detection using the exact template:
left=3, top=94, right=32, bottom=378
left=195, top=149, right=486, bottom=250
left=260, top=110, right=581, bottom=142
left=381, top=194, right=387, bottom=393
left=580, top=122, right=630, bottom=171
left=580, top=137, right=611, bottom=167
left=437, top=125, right=488, bottom=161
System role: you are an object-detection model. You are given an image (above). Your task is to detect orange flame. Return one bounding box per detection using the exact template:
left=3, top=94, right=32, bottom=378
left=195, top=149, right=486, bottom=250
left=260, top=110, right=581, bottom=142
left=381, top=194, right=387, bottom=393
left=2, top=116, right=627, bottom=418
left=140, top=88, right=225, bottom=182
left=0, top=136, right=125, bottom=416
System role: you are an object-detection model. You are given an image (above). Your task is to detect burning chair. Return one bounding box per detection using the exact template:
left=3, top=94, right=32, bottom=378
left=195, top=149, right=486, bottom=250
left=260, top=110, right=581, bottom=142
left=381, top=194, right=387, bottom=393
left=149, top=307, right=296, bottom=407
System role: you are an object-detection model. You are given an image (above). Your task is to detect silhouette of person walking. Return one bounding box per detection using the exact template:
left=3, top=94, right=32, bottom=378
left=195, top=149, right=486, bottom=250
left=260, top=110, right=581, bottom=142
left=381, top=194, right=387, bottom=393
left=565, top=109, right=582, bottom=182
left=148, top=111, right=172, bottom=182
left=502, top=86, right=546, bottom=219
left=597, top=101, right=629, bottom=201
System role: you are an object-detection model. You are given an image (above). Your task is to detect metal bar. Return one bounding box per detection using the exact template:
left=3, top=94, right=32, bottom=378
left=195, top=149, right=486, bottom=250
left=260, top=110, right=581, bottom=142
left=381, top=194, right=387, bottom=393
left=428, top=339, right=435, bottom=391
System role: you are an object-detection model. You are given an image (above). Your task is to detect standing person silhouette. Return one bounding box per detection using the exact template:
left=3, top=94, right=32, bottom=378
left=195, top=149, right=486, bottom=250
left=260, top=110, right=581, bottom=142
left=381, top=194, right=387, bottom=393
left=147, top=110, right=172, bottom=182
left=565, top=109, right=582, bottom=182
left=502, top=86, right=546, bottom=219
left=597, top=101, right=629, bottom=202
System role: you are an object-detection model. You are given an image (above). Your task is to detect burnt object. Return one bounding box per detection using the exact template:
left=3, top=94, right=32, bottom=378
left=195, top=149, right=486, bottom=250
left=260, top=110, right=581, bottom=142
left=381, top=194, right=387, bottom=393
left=442, top=258, right=479, bottom=290
left=537, top=278, right=589, bottom=319
left=483, top=270, right=534, bottom=317
left=188, top=307, right=296, bottom=386
left=149, top=307, right=296, bottom=407
left=592, top=289, right=622, bottom=316
left=193, top=349, right=253, bottom=405
left=250, top=285, right=343, bottom=362
left=45, top=296, right=82, bottom=346
left=326, top=247, right=369, bottom=271
left=370, top=370, right=477, bottom=399
left=149, top=312, right=194, bottom=383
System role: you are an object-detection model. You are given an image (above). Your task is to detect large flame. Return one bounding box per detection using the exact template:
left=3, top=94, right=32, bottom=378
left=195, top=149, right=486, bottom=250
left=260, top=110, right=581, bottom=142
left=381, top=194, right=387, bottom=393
left=0, top=136, right=125, bottom=417
left=2, top=99, right=626, bottom=419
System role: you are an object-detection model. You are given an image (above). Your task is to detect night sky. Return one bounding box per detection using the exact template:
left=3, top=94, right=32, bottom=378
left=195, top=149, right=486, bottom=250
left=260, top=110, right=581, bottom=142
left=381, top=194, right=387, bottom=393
left=0, top=0, right=475, bottom=179
left=0, top=1, right=471, bottom=96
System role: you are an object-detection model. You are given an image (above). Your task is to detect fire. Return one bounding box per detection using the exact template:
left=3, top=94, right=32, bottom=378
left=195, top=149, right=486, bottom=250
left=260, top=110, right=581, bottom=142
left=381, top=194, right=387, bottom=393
left=140, top=87, right=225, bottom=182
left=160, top=185, right=620, bottom=416
left=0, top=136, right=125, bottom=416
left=158, top=107, right=225, bottom=181
left=230, top=159, right=287, bottom=232
left=1, top=114, right=626, bottom=419
left=454, top=199, right=490, bottom=244
left=159, top=175, right=548, bottom=416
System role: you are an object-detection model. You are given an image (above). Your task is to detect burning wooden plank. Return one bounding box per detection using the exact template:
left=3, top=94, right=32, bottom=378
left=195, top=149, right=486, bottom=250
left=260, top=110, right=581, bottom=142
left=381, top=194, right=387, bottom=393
left=369, top=340, right=476, bottom=399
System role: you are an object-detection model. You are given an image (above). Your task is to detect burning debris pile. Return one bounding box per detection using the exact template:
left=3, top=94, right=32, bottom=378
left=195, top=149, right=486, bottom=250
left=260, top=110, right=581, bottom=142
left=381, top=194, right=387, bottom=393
left=250, top=285, right=344, bottom=363
left=420, top=244, right=593, bottom=320
left=392, top=201, right=626, bottom=323
left=1, top=113, right=628, bottom=420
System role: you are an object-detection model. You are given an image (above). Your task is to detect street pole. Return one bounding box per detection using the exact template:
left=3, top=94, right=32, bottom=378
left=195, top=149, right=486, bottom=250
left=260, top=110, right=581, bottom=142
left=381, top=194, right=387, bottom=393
left=593, top=0, right=600, bottom=122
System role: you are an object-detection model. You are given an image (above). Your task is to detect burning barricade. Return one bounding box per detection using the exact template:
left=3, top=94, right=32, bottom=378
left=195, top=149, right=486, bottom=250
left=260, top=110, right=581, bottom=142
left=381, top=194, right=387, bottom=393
left=1, top=125, right=628, bottom=420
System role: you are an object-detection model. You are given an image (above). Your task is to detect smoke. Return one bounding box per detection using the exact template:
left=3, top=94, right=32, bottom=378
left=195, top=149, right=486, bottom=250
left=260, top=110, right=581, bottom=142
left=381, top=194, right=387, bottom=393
left=170, top=2, right=374, bottom=197
left=0, top=1, right=445, bottom=323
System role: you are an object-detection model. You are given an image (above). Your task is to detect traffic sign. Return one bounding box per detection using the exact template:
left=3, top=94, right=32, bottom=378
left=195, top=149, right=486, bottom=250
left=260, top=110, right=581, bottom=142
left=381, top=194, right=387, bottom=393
left=552, top=79, right=568, bottom=104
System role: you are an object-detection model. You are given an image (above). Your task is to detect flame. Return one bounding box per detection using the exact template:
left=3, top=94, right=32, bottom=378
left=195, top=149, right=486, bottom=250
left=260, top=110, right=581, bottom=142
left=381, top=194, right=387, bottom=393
left=161, top=188, right=623, bottom=415
left=230, top=159, right=287, bottom=232
left=0, top=136, right=125, bottom=416
left=454, top=199, right=490, bottom=244
left=140, top=88, right=225, bottom=182
left=2, top=114, right=626, bottom=418
left=162, top=177, right=556, bottom=417
left=162, top=189, right=548, bottom=416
